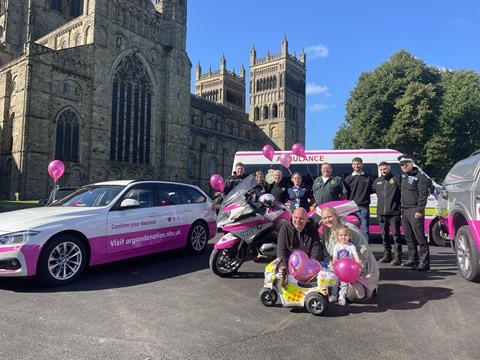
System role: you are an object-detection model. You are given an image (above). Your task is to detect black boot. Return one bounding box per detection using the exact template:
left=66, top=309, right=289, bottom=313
left=390, top=254, right=402, bottom=266
left=378, top=251, right=393, bottom=263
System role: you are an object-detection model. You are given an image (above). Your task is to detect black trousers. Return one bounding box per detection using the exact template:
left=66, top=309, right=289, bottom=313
left=378, top=214, right=402, bottom=256
left=401, top=208, right=430, bottom=264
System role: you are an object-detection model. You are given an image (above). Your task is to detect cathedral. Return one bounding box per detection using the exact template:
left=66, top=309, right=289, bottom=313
left=0, top=0, right=306, bottom=200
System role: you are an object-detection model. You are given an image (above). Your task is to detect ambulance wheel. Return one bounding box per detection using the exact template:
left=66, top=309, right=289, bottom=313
left=305, top=293, right=328, bottom=316
left=259, top=288, right=278, bottom=306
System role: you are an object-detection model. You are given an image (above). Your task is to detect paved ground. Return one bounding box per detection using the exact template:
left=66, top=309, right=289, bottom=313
left=0, top=239, right=479, bottom=360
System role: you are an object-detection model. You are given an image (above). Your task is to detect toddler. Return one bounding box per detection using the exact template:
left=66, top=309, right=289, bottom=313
left=329, top=225, right=361, bottom=306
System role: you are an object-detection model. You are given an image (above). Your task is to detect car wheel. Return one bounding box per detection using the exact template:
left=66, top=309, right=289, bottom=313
left=305, top=293, right=328, bottom=316
left=455, top=225, right=480, bottom=282
left=259, top=287, right=278, bottom=307
left=209, top=246, right=246, bottom=277
left=186, top=222, right=208, bottom=254
left=431, top=221, right=448, bottom=247
left=37, top=234, right=87, bottom=286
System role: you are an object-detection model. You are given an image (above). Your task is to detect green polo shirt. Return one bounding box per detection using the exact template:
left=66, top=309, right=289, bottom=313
left=312, top=176, right=347, bottom=204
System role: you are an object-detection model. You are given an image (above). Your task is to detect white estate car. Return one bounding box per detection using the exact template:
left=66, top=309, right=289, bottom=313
left=0, top=180, right=217, bottom=286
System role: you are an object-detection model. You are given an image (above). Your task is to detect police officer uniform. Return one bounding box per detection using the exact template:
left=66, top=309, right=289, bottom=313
left=398, top=155, right=431, bottom=271
left=372, top=170, right=402, bottom=264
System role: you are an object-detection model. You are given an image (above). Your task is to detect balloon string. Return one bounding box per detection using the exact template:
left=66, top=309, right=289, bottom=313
left=304, top=162, right=314, bottom=181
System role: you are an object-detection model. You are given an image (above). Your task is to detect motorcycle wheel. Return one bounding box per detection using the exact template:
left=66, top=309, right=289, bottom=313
left=209, top=246, right=246, bottom=277
left=305, top=293, right=328, bottom=316
left=259, top=287, right=278, bottom=306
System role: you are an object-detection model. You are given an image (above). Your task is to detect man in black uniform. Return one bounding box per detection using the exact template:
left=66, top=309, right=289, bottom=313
left=222, top=162, right=247, bottom=196
left=344, top=157, right=374, bottom=244
left=398, top=155, right=431, bottom=271
left=372, top=161, right=402, bottom=265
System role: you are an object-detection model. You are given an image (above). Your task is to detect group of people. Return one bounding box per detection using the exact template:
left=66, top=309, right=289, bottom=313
left=223, top=162, right=315, bottom=213
left=221, top=154, right=432, bottom=305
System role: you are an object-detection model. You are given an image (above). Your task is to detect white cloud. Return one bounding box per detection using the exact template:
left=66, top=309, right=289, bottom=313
left=306, top=83, right=330, bottom=96
left=305, top=44, right=329, bottom=59
left=308, top=103, right=336, bottom=113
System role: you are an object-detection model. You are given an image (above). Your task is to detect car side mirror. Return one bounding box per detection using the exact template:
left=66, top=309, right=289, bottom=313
left=39, top=199, right=47, bottom=205
left=120, top=198, right=140, bottom=208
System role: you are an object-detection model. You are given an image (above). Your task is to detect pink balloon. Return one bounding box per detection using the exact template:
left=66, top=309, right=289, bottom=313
left=279, top=153, right=292, bottom=169
left=333, top=257, right=361, bottom=283
left=48, top=160, right=65, bottom=181
left=288, top=250, right=322, bottom=282
left=209, top=174, right=224, bottom=192
left=262, top=145, right=275, bottom=162
left=292, top=143, right=306, bottom=158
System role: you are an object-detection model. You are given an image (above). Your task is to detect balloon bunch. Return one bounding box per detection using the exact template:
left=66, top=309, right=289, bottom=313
left=261, top=143, right=306, bottom=173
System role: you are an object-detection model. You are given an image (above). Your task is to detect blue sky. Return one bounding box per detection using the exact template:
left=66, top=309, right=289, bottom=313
left=185, top=0, right=480, bottom=150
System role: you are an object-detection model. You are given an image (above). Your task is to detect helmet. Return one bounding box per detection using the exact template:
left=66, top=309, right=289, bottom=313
left=259, top=193, right=275, bottom=207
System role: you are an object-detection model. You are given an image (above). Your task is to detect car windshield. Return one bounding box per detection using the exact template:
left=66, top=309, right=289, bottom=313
left=54, top=188, right=76, bottom=200
left=51, top=185, right=125, bottom=207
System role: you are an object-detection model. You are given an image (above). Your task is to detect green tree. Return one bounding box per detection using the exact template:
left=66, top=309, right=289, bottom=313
left=334, top=50, right=441, bottom=151
left=335, top=49, right=480, bottom=181
left=385, top=82, right=440, bottom=174
left=423, top=70, right=480, bottom=179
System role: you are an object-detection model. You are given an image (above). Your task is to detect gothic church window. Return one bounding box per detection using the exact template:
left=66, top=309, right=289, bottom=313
left=272, top=103, right=278, bottom=118
left=263, top=105, right=269, bottom=120
left=55, top=109, right=80, bottom=162
left=110, top=53, right=153, bottom=164
left=209, top=159, right=217, bottom=176
left=254, top=107, right=259, bottom=121
left=51, top=0, right=62, bottom=12
left=75, top=34, right=82, bottom=46
left=1, top=112, right=14, bottom=153
left=188, top=155, right=196, bottom=177
left=70, top=0, right=82, bottom=18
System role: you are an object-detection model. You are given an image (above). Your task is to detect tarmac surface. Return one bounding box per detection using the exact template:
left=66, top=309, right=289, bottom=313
left=1, top=237, right=479, bottom=360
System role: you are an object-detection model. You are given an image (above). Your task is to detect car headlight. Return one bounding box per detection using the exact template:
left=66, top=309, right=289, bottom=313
left=0, top=231, right=40, bottom=245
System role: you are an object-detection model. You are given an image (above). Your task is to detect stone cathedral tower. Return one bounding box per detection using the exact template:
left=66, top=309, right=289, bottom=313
left=0, top=0, right=192, bottom=200
left=249, top=35, right=306, bottom=150
left=195, top=55, right=246, bottom=112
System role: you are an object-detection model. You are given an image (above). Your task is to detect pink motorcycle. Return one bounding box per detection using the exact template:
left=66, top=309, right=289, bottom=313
left=210, top=175, right=291, bottom=277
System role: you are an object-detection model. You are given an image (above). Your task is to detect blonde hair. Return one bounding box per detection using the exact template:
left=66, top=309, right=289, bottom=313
left=256, top=171, right=266, bottom=186
left=334, top=225, right=352, bottom=243
left=321, top=206, right=342, bottom=240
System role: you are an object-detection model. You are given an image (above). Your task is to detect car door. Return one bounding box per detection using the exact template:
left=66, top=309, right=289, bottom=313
left=153, top=183, right=193, bottom=247
left=106, top=184, right=160, bottom=254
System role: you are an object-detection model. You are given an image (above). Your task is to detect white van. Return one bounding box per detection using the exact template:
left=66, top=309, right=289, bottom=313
left=232, top=149, right=443, bottom=245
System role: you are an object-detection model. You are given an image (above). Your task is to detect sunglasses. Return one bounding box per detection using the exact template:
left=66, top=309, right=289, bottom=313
left=400, top=162, right=411, bottom=166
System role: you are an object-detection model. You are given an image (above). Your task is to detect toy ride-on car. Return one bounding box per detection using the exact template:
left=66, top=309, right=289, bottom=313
left=259, top=258, right=337, bottom=316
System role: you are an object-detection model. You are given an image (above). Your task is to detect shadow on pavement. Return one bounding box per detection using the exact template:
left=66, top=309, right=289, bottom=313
left=0, top=244, right=215, bottom=293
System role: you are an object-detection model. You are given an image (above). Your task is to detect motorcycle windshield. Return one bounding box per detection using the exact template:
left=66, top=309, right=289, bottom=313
left=221, top=174, right=257, bottom=207
left=217, top=174, right=257, bottom=223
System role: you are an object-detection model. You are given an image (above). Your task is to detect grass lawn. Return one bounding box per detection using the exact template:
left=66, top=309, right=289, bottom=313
left=0, top=200, right=39, bottom=206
